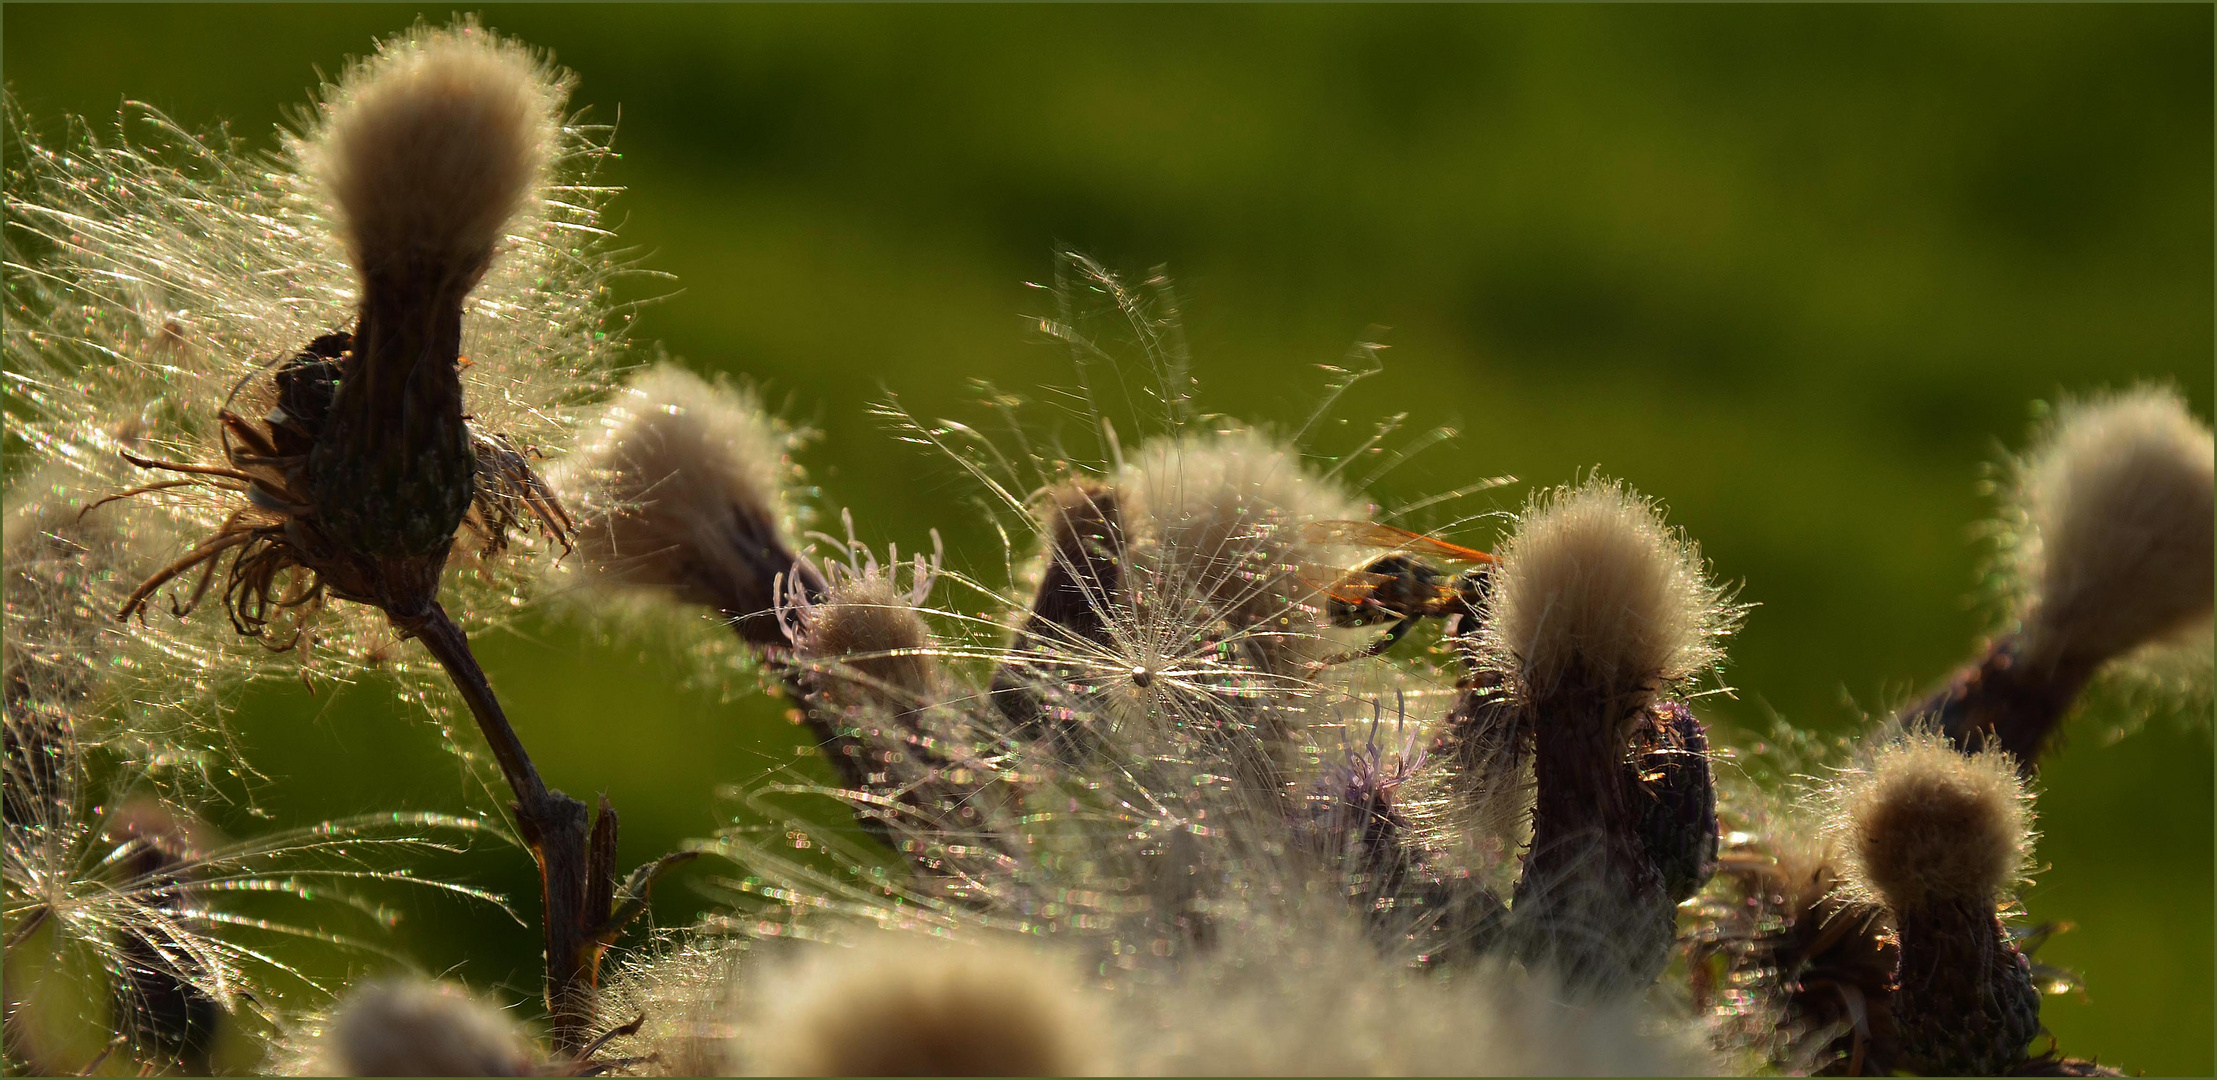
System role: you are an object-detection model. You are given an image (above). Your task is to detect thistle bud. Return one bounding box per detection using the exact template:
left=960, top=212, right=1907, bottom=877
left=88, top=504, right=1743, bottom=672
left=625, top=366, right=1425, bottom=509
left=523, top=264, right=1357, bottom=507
left=1628, top=699, right=1719, bottom=905
left=1827, top=731, right=2040, bottom=1075
left=296, top=976, right=539, bottom=1077
left=1484, top=478, right=1737, bottom=992
left=737, top=934, right=1105, bottom=1077
left=562, top=364, right=818, bottom=643
left=300, top=24, right=567, bottom=603
left=1923, top=387, right=2215, bottom=765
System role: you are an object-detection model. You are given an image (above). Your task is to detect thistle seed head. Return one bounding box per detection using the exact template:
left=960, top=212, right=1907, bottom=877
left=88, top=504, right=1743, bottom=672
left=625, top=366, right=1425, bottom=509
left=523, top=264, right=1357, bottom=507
left=298, top=23, right=574, bottom=568
left=2005, top=385, right=2215, bottom=670
left=296, top=976, right=538, bottom=1077
left=561, top=364, right=813, bottom=640
left=786, top=536, right=943, bottom=715
left=735, top=933, right=1105, bottom=1077
left=1828, top=730, right=2033, bottom=910
left=1484, top=477, right=1737, bottom=711
left=1119, top=427, right=1366, bottom=674
left=9, top=18, right=623, bottom=698
left=307, top=21, right=566, bottom=288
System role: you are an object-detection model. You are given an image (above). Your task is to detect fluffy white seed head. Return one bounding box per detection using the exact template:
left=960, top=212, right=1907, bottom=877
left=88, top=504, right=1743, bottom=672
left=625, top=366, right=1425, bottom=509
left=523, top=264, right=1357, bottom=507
left=1484, top=478, right=1738, bottom=702
left=1117, top=427, right=1367, bottom=672
left=288, top=976, right=538, bottom=1077
left=734, top=932, right=1106, bottom=1077
left=10, top=22, right=625, bottom=726
left=1117, top=919, right=1720, bottom=1075
left=305, top=21, right=568, bottom=285
left=559, top=364, right=807, bottom=619
left=2006, top=386, right=2215, bottom=669
left=1826, top=730, right=2033, bottom=911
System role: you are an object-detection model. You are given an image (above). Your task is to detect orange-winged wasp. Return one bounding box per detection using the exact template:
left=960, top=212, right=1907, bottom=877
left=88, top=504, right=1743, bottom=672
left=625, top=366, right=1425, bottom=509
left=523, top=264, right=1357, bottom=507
left=1300, top=520, right=1499, bottom=664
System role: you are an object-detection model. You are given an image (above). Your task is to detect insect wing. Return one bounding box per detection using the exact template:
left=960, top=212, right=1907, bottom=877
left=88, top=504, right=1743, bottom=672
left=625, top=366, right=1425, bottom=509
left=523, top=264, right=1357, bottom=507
left=1301, top=520, right=1498, bottom=564
left=1296, top=561, right=1394, bottom=604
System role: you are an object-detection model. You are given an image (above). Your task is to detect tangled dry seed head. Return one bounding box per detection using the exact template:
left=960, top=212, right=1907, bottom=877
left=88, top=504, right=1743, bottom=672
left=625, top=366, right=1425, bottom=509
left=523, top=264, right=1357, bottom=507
left=560, top=364, right=807, bottom=618
left=2007, top=386, right=2215, bottom=668
left=306, top=22, right=568, bottom=284
left=1826, top=730, right=2033, bottom=911
left=1484, top=477, right=1737, bottom=703
left=734, top=932, right=1106, bottom=1077
left=287, top=976, right=538, bottom=1077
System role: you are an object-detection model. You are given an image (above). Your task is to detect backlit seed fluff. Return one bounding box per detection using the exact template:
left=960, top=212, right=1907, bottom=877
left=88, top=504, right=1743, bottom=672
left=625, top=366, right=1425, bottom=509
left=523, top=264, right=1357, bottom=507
left=307, top=22, right=568, bottom=282
left=561, top=364, right=804, bottom=618
left=736, top=934, right=1104, bottom=1077
left=1828, top=731, right=2033, bottom=911
left=2009, top=386, right=2216, bottom=668
left=300, top=976, right=537, bottom=1077
left=798, top=573, right=939, bottom=711
left=1484, top=478, right=1737, bottom=701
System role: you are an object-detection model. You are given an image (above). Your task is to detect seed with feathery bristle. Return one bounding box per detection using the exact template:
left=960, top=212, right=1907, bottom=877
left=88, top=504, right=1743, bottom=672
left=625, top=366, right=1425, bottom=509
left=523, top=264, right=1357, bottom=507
left=291, top=976, right=539, bottom=1077
left=735, top=934, right=1105, bottom=1076
left=561, top=363, right=819, bottom=642
left=992, top=478, right=1130, bottom=750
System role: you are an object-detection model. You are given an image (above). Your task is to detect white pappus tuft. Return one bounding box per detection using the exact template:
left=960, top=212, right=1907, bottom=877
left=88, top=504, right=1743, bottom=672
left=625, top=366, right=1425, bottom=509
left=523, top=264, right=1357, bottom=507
left=2002, top=385, right=2214, bottom=671
left=1483, top=477, right=1740, bottom=705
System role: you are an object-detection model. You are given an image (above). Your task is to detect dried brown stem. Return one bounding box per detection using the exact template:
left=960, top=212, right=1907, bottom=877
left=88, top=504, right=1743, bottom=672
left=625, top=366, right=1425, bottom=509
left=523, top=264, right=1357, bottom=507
left=401, top=602, right=652, bottom=1055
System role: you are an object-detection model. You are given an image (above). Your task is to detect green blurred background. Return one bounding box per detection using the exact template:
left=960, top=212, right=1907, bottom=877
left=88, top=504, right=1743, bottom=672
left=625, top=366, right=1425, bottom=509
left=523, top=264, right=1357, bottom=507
left=6, top=4, right=2211, bottom=1073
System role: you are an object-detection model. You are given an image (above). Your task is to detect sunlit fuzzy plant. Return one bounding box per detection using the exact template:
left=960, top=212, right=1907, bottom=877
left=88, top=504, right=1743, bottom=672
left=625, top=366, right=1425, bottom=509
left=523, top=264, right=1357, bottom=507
left=7, top=21, right=2211, bottom=1078
left=4, top=17, right=689, bottom=1065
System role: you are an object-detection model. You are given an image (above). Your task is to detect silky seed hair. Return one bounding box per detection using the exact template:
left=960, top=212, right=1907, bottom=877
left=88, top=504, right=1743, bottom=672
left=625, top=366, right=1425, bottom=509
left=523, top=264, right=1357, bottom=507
left=1483, top=477, right=1740, bottom=706
left=304, top=24, right=567, bottom=287
left=2000, top=385, right=2215, bottom=669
